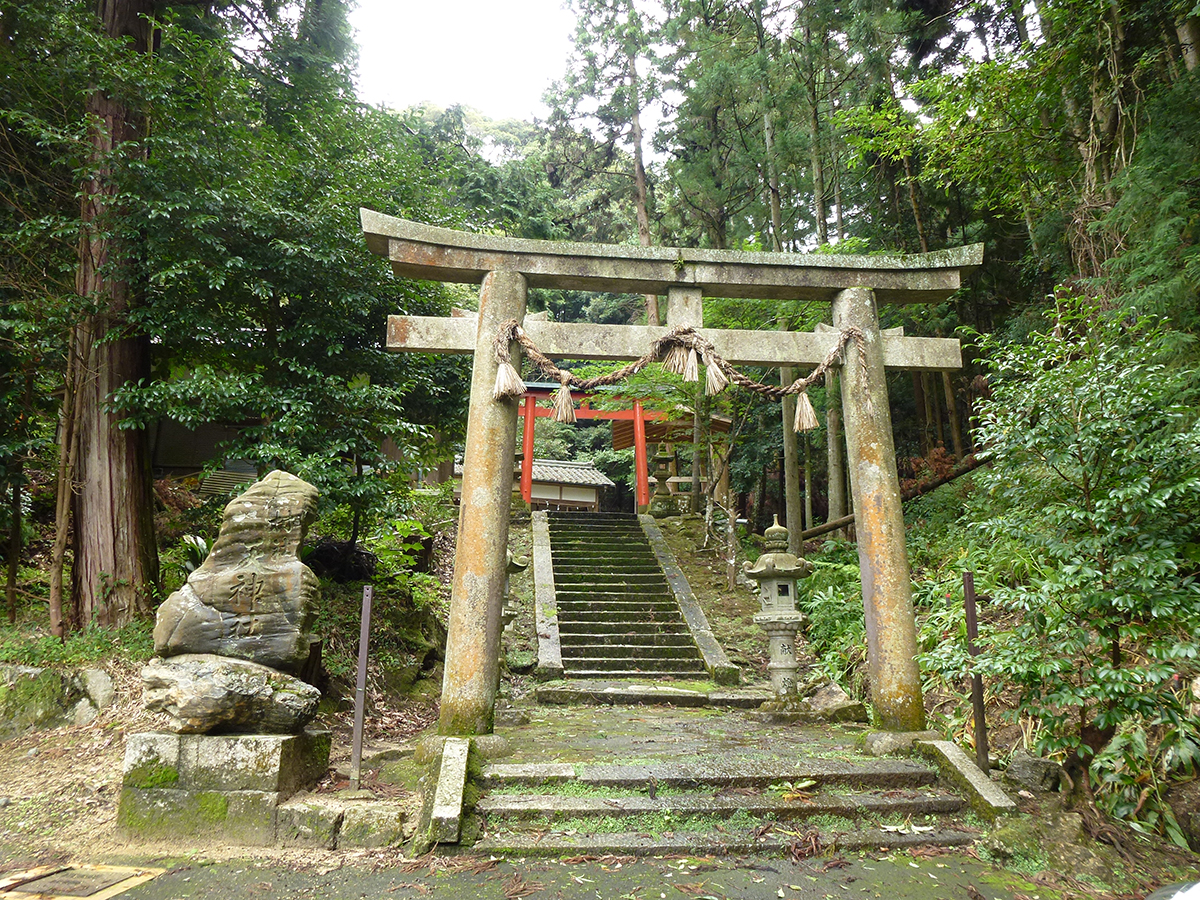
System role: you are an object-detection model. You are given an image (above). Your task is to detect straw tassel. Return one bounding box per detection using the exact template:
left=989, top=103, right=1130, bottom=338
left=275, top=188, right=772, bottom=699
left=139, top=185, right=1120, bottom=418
left=661, top=342, right=690, bottom=376
left=793, top=390, right=819, bottom=432
left=493, top=360, right=526, bottom=400
left=553, top=371, right=576, bottom=424
left=704, top=354, right=729, bottom=395
left=682, top=347, right=699, bottom=383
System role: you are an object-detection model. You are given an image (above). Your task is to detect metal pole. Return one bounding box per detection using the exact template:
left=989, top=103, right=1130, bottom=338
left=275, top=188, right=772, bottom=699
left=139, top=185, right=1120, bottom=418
left=964, top=572, right=989, bottom=773
left=350, top=583, right=373, bottom=790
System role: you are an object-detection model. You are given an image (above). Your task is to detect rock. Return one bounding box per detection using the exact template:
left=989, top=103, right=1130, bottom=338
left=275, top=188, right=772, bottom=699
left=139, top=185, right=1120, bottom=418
left=1003, top=749, right=1062, bottom=793
left=805, top=683, right=869, bottom=722
left=864, top=730, right=941, bottom=756
left=0, top=797, right=9, bottom=808
left=81, top=668, right=115, bottom=710
left=142, top=654, right=320, bottom=734
left=153, top=471, right=320, bottom=674
left=0, top=665, right=89, bottom=740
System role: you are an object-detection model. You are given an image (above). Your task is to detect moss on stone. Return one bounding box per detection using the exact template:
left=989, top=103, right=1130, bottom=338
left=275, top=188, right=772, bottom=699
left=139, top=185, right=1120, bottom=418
left=196, top=791, right=230, bottom=823
left=125, top=761, right=180, bottom=790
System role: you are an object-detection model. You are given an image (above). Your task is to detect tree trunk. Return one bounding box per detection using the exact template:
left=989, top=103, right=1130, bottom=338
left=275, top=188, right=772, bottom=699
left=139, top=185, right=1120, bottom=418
left=912, top=371, right=929, bottom=456
left=627, top=48, right=659, bottom=326
left=7, top=471, right=19, bottom=625
left=903, top=156, right=929, bottom=253
left=780, top=366, right=801, bottom=552
left=802, top=25, right=828, bottom=245
left=1179, top=15, right=1200, bottom=71
left=942, top=370, right=963, bottom=461
left=825, top=369, right=845, bottom=536
left=689, top=387, right=703, bottom=515
left=69, top=0, right=160, bottom=629
left=803, top=431, right=812, bottom=533
left=927, top=371, right=944, bottom=447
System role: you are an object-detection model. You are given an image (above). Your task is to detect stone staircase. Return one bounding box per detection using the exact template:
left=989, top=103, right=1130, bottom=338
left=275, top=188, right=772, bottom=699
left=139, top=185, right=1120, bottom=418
left=471, top=754, right=976, bottom=856
left=547, top=511, right=708, bottom=679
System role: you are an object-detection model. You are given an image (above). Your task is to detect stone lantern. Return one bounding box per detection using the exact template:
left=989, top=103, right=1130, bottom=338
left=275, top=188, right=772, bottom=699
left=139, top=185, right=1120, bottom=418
left=647, top=446, right=679, bottom=518
left=744, top=516, right=813, bottom=697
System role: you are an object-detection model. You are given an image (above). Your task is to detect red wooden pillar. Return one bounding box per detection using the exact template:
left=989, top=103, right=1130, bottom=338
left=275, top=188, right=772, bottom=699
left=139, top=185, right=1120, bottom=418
left=520, top=395, right=535, bottom=504
left=634, top=399, right=650, bottom=508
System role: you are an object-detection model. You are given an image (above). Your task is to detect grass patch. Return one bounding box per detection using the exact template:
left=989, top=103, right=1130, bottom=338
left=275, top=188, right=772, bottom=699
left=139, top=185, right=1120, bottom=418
left=0, top=619, right=155, bottom=667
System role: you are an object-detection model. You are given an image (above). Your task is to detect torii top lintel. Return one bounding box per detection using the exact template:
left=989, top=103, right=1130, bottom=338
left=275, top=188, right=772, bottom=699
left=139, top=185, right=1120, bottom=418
left=361, top=209, right=982, bottom=305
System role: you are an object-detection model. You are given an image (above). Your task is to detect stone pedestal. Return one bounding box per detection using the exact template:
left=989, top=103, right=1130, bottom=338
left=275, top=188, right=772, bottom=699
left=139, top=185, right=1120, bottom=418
left=117, top=729, right=330, bottom=845
left=753, top=614, right=804, bottom=697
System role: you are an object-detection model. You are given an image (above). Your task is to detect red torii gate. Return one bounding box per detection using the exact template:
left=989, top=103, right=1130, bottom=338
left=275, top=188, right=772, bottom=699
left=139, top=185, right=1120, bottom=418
left=517, top=386, right=661, bottom=508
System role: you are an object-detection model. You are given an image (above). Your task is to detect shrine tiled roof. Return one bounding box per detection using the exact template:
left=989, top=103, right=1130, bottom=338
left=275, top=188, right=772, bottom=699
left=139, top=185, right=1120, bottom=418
left=528, top=459, right=616, bottom=488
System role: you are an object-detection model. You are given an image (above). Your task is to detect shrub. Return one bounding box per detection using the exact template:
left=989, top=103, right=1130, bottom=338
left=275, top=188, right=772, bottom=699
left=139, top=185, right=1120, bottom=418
left=969, top=296, right=1200, bottom=835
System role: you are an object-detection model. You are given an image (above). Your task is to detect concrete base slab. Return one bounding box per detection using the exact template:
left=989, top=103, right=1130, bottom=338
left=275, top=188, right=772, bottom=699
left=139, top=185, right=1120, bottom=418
left=430, top=737, right=471, bottom=844
left=915, top=739, right=1018, bottom=821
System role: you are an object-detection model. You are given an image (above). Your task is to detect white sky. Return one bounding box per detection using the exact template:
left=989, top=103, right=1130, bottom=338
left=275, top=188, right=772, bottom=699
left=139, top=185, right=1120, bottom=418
left=349, top=1, right=578, bottom=122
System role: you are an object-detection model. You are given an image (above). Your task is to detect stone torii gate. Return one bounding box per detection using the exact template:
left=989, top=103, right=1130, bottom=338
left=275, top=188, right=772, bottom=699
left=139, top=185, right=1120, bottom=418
left=361, top=208, right=980, bottom=737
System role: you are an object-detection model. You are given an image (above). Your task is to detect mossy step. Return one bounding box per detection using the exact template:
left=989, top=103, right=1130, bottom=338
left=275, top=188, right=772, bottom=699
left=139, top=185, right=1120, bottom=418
left=555, top=592, right=674, bottom=602
left=559, top=644, right=702, bottom=661
left=559, top=633, right=696, bottom=647
left=477, top=788, right=964, bottom=823
left=470, top=826, right=976, bottom=857
left=562, top=661, right=708, bottom=675
left=535, top=682, right=770, bottom=707
left=549, top=619, right=686, bottom=628
left=478, top=759, right=937, bottom=790
left=552, top=575, right=669, bottom=587
left=555, top=600, right=682, bottom=612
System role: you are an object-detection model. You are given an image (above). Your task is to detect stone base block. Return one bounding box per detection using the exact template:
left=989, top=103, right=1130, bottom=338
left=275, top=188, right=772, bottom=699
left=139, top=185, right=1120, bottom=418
left=123, top=729, right=330, bottom=795
left=339, top=802, right=407, bottom=848
left=117, top=787, right=279, bottom=844
left=277, top=796, right=344, bottom=849
left=118, top=728, right=331, bottom=845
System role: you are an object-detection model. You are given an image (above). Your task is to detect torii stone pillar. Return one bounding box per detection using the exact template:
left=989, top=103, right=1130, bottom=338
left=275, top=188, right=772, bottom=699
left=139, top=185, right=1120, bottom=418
left=360, top=209, right=979, bottom=736
left=440, top=270, right=526, bottom=735
left=834, top=288, right=924, bottom=731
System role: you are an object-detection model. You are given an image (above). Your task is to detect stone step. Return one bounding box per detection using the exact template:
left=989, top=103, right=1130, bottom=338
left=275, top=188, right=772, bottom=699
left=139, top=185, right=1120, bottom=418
left=556, top=593, right=674, bottom=604
left=559, top=644, right=702, bottom=660
left=472, top=827, right=977, bottom=857
left=563, top=667, right=708, bottom=679
left=555, top=607, right=685, bottom=620
left=553, top=575, right=669, bottom=587
left=549, top=614, right=686, bottom=628
left=552, top=566, right=663, bottom=577
left=478, top=759, right=938, bottom=790
left=555, top=598, right=680, bottom=611
left=534, top=682, right=772, bottom=707
left=548, top=538, right=650, bottom=549
left=559, top=633, right=696, bottom=647
left=561, top=658, right=708, bottom=674
left=556, top=614, right=691, bottom=628
left=477, top=788, right=964, bottom=824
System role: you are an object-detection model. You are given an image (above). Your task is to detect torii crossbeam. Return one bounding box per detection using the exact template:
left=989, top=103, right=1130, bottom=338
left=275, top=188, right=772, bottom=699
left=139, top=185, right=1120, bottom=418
left=362, top=209, right=980, bottom=736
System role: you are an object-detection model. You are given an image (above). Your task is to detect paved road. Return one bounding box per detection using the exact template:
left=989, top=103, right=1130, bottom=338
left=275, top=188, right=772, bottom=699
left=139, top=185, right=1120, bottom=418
left=112, top=850, right=1045, bottom=900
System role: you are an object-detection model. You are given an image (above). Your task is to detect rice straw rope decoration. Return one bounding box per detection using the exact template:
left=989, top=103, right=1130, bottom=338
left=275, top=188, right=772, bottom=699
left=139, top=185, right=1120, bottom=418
left=491, top=321, right=869, bottom=431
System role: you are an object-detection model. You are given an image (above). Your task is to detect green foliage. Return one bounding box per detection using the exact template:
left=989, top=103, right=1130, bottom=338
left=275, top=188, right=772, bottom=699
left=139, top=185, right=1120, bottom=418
left=0, top=620, right=155, bottom=667
left=798, top=540, right=865, bottom=689
left=969, top=296, right=1200, bottom=805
